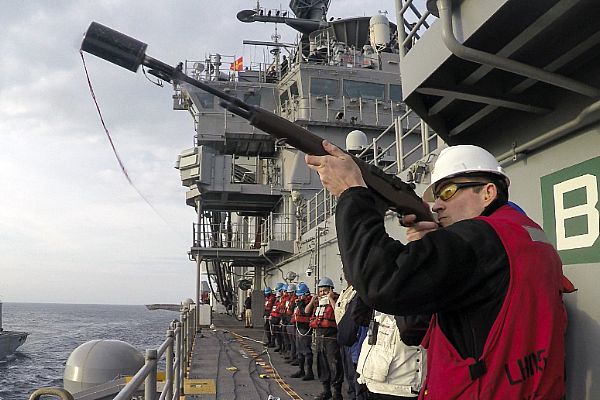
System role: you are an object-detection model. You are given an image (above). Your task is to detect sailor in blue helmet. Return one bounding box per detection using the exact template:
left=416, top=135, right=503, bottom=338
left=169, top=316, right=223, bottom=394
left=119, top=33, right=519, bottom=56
left=270, top=282, right=286, bottom=352
left=283, top=283, right=298, bottom=364
left=306, top=277, right=343, bottom=400
left=290, top=282, right=315, bottom=381
left=263, top=287, right=276, bottom=347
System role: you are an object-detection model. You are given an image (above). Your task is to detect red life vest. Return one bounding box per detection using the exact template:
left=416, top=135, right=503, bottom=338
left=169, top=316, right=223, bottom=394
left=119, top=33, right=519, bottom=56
left=310, top=293, right=338, bottom=329
left=270, top=296, right=282, bottom=318
left=263, top=294, right=275, bottom=316
left=420, top=205, right=571, bottom=400
left=276, top=292, right=290, bottom=315
left=284, top=294, right=297, bottom=316
left=292, top=295, right=313, bottom=324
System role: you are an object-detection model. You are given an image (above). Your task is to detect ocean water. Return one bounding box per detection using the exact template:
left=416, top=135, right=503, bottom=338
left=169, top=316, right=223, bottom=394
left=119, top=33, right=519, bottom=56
left=0, top=302, right=178, bottom=400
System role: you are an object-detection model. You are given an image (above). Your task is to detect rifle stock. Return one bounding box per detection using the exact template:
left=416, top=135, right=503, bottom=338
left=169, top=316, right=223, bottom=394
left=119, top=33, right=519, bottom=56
left=81, top=21, right=433, bottom=222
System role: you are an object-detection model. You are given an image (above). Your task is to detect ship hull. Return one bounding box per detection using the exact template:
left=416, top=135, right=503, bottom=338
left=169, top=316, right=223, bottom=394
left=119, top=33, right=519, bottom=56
left=0, top=331, right=28, bottom=360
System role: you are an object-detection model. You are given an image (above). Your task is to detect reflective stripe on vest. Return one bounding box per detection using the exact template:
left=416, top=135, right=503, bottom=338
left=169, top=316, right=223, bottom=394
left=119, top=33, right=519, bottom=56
left=270, top=299, right=281, bottom=318
left=284, top=294, right=297, bottom=316
left=264, top=295, right=275, bottom=314
left=310, top=298, right=337, bottom=329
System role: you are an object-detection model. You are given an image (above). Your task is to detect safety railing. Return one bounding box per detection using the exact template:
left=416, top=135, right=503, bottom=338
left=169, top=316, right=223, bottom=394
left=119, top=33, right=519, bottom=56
left=300, top=109, right=438, bottom=234
left=397, top=0, right=436, bottom=58
left=261, top=212, right=296, bottom=242
left=358, top=108, right=438, bottom=174
left=193, top=220, right=259, bottom=250
left=29, top=306, right=198, bottom=400
left=303, top=189, right=337, bottom=233
left=28, top=388, right=74, bottom=400
left=112, top=305, right=197, bottom=400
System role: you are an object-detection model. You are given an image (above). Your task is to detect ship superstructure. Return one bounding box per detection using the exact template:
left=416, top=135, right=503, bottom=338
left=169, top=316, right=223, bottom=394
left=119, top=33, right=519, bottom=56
left=397, top=1, right=600, bottom=398
left=174, top=0, right=438, bottom=325
left=174, top=1, right=600, bottom=396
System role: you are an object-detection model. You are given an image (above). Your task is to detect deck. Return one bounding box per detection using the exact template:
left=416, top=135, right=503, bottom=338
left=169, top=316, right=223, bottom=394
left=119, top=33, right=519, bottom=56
left=184, top=313, right=350, bottom=400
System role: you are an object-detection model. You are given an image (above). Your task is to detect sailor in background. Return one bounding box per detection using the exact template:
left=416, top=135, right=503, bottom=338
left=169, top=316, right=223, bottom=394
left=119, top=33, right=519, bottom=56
left=263, top=287, right=276, bottom=347
left=355, top=311, right=428, bottom=399
left=270, top=282, right=287, bottom=353
left=244, top=293, right=253, bottom=328
left=306, top=142, right=575, bottom=399
left=335, top=279, right=368, bottom=400
left=283, top=283, right=299, bottom=364
left=277, top=283, right=292, bottom=358
left=290, top=282, right=315, bottom=381
left=306, top=277, right=344, bottom=400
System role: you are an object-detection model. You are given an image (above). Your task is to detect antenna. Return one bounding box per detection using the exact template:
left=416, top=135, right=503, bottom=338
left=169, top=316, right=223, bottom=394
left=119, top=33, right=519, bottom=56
left=271, top=24, right=281, bottom=80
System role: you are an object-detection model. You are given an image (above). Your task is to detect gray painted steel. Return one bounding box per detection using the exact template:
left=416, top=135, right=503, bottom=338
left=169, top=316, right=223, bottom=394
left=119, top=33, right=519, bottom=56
left=0, top=302, right=28, bottom=360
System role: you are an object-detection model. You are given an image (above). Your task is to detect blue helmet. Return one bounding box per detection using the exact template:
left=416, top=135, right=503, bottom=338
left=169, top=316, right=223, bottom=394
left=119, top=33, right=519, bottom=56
left=264, top=287, right=272, bottom=295
left=296, top=282, right=310, bottom=296
left=274, top=282, right=285, bottom=291
left=281, top=284, right=288, bottom=292
left=318, top=277, right=334, bottom=288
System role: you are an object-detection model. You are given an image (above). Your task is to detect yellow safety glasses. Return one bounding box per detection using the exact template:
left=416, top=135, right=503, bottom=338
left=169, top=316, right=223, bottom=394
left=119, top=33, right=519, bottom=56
left=434, top=182, right=487, bottom=201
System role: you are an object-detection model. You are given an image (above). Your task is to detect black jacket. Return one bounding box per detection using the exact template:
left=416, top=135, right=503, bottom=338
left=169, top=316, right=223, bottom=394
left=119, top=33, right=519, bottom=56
left=337, top=295, right=366, bottom=346
left=336, top=187, right=509, bottom=360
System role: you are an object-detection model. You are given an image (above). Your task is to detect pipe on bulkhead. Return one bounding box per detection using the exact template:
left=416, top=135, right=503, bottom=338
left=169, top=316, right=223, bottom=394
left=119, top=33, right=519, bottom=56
left=436, top=0, right=600, bottom=98
left=498, top=99, right=600, bottom=166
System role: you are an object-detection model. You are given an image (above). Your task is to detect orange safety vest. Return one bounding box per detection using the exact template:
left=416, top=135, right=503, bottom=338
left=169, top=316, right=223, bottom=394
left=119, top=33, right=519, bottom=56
left=284, top=294, right=297, bottom=316
left=276, top=292, right=290, bottom=315
left=292, top=295, right=312, bottom=324
left=264, top=294, right=275, bottom=316
left=310, top=293, right=338, bottom=329
left=270, top=296, right=282, bottom=318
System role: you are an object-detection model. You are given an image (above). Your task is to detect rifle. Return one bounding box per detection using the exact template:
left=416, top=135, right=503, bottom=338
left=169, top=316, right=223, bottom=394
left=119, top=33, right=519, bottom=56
left=80, top=22, right=433, bottom=222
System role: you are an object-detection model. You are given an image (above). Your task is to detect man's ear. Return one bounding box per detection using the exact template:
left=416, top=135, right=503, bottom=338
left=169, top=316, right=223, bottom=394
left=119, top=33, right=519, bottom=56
left=483, top=183, right=498, bottom=206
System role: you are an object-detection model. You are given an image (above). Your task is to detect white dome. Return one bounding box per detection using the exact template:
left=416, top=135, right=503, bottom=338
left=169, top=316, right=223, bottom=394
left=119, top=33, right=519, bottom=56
left=63, top=340, right=143, bottom=393
left=346, top=130, right=368, bottom=152
left=369, top=14, right=391, bottom=47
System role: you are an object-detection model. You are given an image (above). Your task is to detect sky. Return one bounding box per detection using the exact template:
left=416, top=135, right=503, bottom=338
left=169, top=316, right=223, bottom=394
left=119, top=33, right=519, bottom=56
left=0, top=1, right=403, bottom=305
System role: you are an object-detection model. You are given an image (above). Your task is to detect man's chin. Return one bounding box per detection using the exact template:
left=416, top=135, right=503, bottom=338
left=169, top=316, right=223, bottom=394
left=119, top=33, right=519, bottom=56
left=438, top=217, right=451, bottom=227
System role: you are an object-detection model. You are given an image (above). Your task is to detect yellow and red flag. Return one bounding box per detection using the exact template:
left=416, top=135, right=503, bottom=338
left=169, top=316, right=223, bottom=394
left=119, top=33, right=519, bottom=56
left=230, top=56, right=243, bottom=71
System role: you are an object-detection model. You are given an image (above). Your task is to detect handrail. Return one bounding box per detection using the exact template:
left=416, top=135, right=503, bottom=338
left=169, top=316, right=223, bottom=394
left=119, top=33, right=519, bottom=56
left=396, top=0, right=435, bottom=58
left=28, top=388, right=74, bottom=400
left=113, top=354, right=157, bottom=400
left=110, top=309, right=193, bottom=400
left=28, top=317, right=189, bottom=400
left=299, top=104, right=437, bottom=234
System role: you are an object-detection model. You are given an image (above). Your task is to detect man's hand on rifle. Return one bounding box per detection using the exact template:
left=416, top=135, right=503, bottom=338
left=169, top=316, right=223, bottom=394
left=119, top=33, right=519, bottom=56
left=400, top=213, right=439, bottom=242
left=305, top=140, right=366, bottom=197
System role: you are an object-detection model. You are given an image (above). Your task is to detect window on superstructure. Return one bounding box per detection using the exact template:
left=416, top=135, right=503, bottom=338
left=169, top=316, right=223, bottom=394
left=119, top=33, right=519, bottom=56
left=290, top=82, right=299, bottom=97
left=310, top=78, right=339, bottom=97
left=390, top=84, right=403, bottom=102
left=343, top=80, right=385, bottom=100
left=280, top=89, right=290, bottom=107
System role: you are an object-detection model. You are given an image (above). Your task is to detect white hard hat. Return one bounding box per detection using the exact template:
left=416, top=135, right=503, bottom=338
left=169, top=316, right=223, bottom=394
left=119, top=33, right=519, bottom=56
left=286, top=283, right=297, bottom=293
left=423, top=145, right=509, bottom=202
